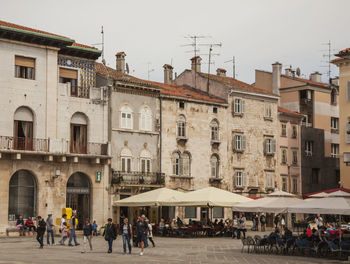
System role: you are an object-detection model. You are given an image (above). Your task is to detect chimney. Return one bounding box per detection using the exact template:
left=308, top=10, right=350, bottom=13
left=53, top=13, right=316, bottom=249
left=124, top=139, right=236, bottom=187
left=310, top=71, right=322, bottom=83
left=115, top=51, right=126, bottom=73
left=285, top=68, right=294, bottom=77
left=191, top=56, right=201, bottom=72
left=216, top=68, right=227, bottom=77
left=272, top=62, right=282, bottom=96
left=163, top=64, right=173, bottom=84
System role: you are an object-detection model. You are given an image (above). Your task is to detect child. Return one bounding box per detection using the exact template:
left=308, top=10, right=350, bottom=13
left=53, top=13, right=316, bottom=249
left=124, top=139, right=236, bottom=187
left=82, top=219, right=93, bottom=253
left=59, top=222, right=68, bottom=245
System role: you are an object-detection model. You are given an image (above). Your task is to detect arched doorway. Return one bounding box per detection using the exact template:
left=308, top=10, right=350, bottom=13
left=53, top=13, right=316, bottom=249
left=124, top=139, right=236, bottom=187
left=66, top=172, right=91, bottom=229
left=8, top=170, right=37, bottom=220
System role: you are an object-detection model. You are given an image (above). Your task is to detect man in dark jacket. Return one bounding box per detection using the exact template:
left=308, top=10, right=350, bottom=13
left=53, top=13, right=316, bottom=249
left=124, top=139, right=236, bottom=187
left=103, top=218, right=117, bottom=253
left=260, top=213, right=266, bottom=232
left=36, top=216, right=46, bottom=248
left=136, top=215, right=148, bottom=256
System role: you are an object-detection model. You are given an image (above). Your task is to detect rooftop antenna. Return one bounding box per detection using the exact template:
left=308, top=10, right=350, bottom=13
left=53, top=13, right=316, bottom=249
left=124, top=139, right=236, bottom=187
left=321, top=40, right=337, bottom=84
left=91, top=26, right=105, bottom=65
left=225, top=56, right=236, bottom=78
left=182, top=35, right=211, bottom=88
left=147, top=62, right=154, bottom=80
left=199, top=42, right=222, bottom=93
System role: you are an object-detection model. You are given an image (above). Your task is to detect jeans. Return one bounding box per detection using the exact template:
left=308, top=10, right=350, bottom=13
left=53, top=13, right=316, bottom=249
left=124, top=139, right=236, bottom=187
left=108, top=237, right=114, bottom=252
left=59, top=236, right=67, bottom=244
left=122, top=234, right=131, bottom=253
left=47, top=230, right=55, bottom=245
left=37, top=232, right=44, bottom=247
left=144, top=235, right=148, bottom=248
left=149, top=237, right=155, bottom=247
left=27, top=226, right=36, bottom=232
left=83, top=235, right=93, bottom=252
left=68, top=228, right=78, bottom=245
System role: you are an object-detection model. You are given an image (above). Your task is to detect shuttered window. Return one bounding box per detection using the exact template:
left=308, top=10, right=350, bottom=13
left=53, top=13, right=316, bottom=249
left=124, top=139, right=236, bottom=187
left=15, top=56, right=35, bottom=68
left=15, top=56, right=35, bottom=80
left=59, top=68, right=78, bottom=79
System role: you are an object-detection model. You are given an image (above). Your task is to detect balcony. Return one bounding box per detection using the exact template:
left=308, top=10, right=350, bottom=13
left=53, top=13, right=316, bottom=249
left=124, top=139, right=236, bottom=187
left=112, top=171, right=165, bottom=186
left=0, top=136, right=109, bottom=156
left=58, top=82, right=89, bottom=98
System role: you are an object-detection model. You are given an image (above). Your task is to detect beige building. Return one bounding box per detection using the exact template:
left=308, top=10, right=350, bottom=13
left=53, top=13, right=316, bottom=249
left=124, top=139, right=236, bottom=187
left=0, top=20, right=111, bottom=232
left=333, top=49, right=350, bottom=189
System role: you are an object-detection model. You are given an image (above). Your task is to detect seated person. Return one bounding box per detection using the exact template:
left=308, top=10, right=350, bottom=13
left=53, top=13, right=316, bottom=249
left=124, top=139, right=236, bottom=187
left=176, top=217, right=183, bottom=227
left=25, top=217, right=36, bottom=232
left=188, top=218, right=193, bottom=226
left=16, top=215, right=26, bottom=235
left=218, top=219, right=224, bottom=227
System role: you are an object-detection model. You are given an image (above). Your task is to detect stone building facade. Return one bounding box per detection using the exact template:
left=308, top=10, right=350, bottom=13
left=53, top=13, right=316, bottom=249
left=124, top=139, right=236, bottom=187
left=0, top=20, right=110, bottom=232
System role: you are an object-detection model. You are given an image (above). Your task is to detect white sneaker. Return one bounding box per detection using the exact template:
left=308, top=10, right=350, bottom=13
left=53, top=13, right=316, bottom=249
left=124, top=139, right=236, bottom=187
left=140, top=251, right=144, bottom=256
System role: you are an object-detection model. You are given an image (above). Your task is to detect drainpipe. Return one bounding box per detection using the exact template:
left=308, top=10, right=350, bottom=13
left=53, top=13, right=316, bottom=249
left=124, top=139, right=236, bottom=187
left=159, top=95, right=162, bottom=175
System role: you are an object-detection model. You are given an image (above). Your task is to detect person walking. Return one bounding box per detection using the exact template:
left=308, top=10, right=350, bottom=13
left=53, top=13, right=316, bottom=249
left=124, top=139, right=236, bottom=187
left=260, top=213, right=266, bottom=232
left=121, top=218, right=132, bottom=254
left=68, top=210, right=80, bottom=246
left=59, top=222, right=68, bottom=245
left=46, top=214, right=55, bottom=246
left=36, top=216, right=46, bottom=249
left=82, top=219, right=93, bottom=253
left=103, top=218, right=117, bottom=253
left=274, top=214, right=280, bottom=229
left=136, top=216, right=148, bottom=255
left=146, top=219, right=155, bottom=247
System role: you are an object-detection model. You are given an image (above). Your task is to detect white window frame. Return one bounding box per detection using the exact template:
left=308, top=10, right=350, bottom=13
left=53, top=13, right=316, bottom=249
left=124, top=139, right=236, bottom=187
left=210, top=120, right=219, bottom=141
left=233, top=98, right=245, bottom=115
left=331, top=143, right=339, bottom=158
left=140, top=158, right=151, bottom=173
left=120, top=106, right=133, bottom=129
left=139, top=107, right=152, bottom=131
left=235, top=171, right=243, bottom=187
left=331, top=117, right=339, bottom=130
left=210, top=155, right=219, bottom=178
left=177, top=115, right=186, bottom=138
left=265, top=138, right=276, bottom=155
left=234, top=134, right=246, bottom=151
left=281, top=123, right=287, bottom=137
left=305, top=141, right=313, bottom=156
left=121, top=157, right=132, bottom=172
left=266, top=172, right=274, bottom=188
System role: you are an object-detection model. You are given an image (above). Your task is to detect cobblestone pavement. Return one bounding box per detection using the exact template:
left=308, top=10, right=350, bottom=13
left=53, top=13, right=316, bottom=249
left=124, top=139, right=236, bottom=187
left=0, top=235, right=345, bottom=264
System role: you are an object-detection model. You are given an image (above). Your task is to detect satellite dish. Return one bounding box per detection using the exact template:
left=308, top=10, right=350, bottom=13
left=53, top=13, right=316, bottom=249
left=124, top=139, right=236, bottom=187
left=296, top=67, right=301, bottom=77
left=126, top=63, right=130, bottom=74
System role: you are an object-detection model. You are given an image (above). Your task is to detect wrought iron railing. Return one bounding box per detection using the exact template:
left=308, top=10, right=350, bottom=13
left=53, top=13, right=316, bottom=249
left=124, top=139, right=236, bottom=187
left=0, top=136, right=48, bottom=152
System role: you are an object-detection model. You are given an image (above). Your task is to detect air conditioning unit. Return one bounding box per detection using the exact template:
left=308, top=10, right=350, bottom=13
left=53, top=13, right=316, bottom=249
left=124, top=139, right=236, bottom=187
left=344, top=152, right=350, bottom=164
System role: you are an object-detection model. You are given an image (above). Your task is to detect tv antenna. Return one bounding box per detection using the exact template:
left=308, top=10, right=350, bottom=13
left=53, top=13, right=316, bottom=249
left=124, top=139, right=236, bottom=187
left=182, top=35, right=211, bottom=88
left=225, top=56, right=236, bottom=78
left=320, top=40, right=337, bottom=84
left=91, top=26, right=105, bottom=65
left=199, top=43, right=222, bottom=93
left=147, top=62, right=154, bottom=80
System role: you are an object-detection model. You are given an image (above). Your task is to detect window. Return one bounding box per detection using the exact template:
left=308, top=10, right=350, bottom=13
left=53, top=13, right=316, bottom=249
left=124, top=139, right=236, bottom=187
left=59, top=68, right=78, bottom=96
left=265, top=138, right=276, bottom=155
left=305, top=141, right=313, bottom=156
left=172, top=151, right=191, bottom=177
left=213, top=107, right=218, bottom=114
left=292, top=178, right=298, bottom=194
left=346, top=121, right=350, bottom=144
left=140, top=149, right=152, bottom=173
left=281, top=149, right=287, bottom=165
left=139, top=107, right=152, bottom=131
left=121, top=148, right=133, bottom=172
left=331, top=144, right=339, bottom=158
left=179, top=101, right=185, bottom=109
left=235, top=171, right=247, bottom=187
left=264, top=103, right=272, bottom=119
left=282, top=177, right=287, bottom=192
left=177, top=115, right=186, bottom=138
left=281, top=123, right=287, bottom=137
left=331, top=117, right=339, bottom=132
left=266, top=172, right=274, bottom=188
left=291, top=125, right=297, bottom=138
left=15, top=56, right=35, bottom=80
left=292, top=150, right=298, bottom=165
left=234, top=134, right=246, bottom=151
left=210, top=155, right=219, bottom=178
left=347, top=82, right=350, bottom=102
left=120, top=106, right=133, bottom=129
left=14, top=107, right=34, bottom=151
left=233, top=98, right=245, bottom=115
left=210, top=120, right=219, bottom=141
left=213, top=207, right=224, bottom=218
left=185, top=207, right=196, bottom=218
left=331, top=89, right=337, bottom=105
left=70, top=112, right=88, bottom=154
left=311, top=168, right=319, bottom=184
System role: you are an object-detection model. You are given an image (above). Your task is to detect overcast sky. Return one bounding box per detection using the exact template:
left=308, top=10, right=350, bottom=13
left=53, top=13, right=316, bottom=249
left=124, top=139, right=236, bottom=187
left=2, top=0, right=350, bottom=84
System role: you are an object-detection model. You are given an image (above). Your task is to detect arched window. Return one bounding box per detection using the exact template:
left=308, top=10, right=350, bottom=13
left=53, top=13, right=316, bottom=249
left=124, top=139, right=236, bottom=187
left=140, top=149, right=152, bottom=173
left=9, top=170, right=36, bottom=219
left=139, top=107, right=152, bottom=131
left=281, top=149, right=287, bottom=164
left=181, top=152, right=191, bottom=177
left=70, top=112, right=88, bottom=154
left=121, top=148, right=133, bottom=172
left=210, top=119, right=219, bottom=141
left=120, top=105, right=133, bottom=129
left=210, top=155, right=219, bottom=178
left=177, top=115, right=186, bottom=137
left=172, top=152, right=180, bottom=176
left=14, top=107, right=34, bottom=150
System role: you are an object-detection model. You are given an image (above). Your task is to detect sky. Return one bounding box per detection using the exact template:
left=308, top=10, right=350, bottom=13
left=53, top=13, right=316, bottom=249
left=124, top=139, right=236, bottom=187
left=1, top=0, right=350, bottom=84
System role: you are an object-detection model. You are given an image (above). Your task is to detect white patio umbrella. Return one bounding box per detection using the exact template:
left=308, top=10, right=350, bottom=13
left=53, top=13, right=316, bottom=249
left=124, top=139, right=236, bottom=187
left=169, top=186, right=251, bottom=207
left=232, top=190, right=302, bottom=213
left=113, top=187, right=186, bottom=207
left=308, top=192, right=329, bottom=198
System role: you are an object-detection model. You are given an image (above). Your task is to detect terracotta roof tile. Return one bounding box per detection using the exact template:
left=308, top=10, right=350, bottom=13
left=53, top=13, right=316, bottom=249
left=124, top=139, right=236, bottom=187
left=198, top=72, right=275, bottom=96
left=95, top=63, right=225, bottom=104
left=339, top=48, right=350, bottom=55
left=116, top=51, right=126, bottom=56
left=278, top=106, right=304, bottom=117
left=0, top=19, right=70, bottom=39
left=282, top=74, right=329, bottom=88
left=331, top=57, right=345, bottom=63
left=72, top=42, right=98, bottom=50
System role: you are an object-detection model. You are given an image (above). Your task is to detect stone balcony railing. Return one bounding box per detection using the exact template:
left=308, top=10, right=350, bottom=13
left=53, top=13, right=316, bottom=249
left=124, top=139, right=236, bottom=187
left=0, top=136, right=109, bottom=156
left=112, top=171, right=165, bottom=186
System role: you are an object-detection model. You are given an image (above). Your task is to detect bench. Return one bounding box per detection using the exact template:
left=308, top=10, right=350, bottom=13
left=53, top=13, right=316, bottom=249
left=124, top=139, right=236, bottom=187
left=6, top=227, right=34, bottom=236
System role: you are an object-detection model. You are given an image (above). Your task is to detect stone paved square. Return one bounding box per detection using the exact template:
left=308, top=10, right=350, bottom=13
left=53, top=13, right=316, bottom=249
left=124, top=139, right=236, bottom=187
left=0, top=234, right=344, bottom=264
